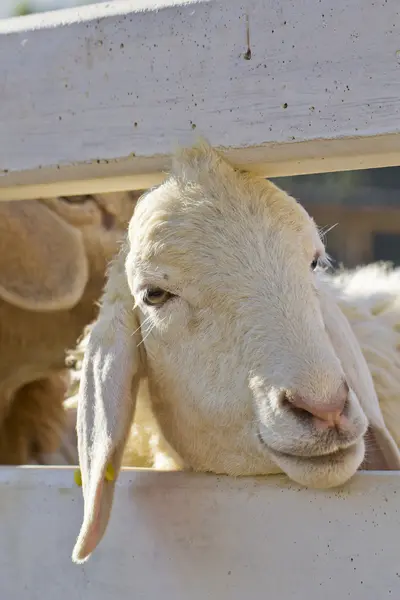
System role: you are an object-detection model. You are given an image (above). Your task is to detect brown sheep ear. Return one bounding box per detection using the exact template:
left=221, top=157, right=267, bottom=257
left=318, top=282, right=400, bottom=471
left=0, top=200, right=88, bottom=311
left=72, top=247, right=144, bottom=564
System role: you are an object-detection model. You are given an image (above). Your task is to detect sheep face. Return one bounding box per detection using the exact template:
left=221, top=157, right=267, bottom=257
left=126, top=151, right=368, bottom=490
left=73, top=142, right=399, bottom=563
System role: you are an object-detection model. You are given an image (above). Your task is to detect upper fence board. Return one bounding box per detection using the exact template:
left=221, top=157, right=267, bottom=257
left=1, top=0, right=400, bottom=199
left=1, top=467, right=400, bottom=599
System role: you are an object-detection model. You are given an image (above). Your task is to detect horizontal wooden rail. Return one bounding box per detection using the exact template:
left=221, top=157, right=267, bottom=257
left=1, top=467, right=399, bottom=599
left=1, top=0, right=400, bottom=200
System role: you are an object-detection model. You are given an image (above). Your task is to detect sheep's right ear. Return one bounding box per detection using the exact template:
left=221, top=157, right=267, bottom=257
left=318, top=281, right=400, bottom=471
left=72, top=246, right=144, bottom=564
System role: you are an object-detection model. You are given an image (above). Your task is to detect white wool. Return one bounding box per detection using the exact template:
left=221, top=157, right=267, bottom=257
left=323, top=263, right=400, bottom=446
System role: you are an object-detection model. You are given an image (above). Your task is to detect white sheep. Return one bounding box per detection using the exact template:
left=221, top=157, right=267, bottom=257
left=0, top=191, right=140, bottom=465
left=71, top=141, right=400, bottom=563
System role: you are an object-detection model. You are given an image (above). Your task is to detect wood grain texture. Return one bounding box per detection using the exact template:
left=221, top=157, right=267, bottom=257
left=1, top=468, right=399, bottom=599
left=1, top=0, right=400, bottom=199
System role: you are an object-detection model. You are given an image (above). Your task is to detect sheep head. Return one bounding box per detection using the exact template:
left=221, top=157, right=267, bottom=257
left=0, top=191, right=139, bottom=312
left=73, top=141, right=400, bottom=563
left=39, top=191, right=140, bottom=300
left=0, top=191, right=140, bottom=466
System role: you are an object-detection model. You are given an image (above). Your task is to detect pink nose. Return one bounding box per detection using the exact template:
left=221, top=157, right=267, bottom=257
left=287, top=381, right=348, bottom=428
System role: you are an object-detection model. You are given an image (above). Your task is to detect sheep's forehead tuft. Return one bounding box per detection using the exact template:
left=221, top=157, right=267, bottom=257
left=129, top=145, right=317, bottom=265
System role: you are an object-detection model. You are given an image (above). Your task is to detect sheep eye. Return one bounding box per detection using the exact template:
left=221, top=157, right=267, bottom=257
left=311, top=256, right=319, bottom=271
left=143, top=288, right=173, bottom=306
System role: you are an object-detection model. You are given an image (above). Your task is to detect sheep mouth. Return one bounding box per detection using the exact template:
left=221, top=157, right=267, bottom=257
left=257, top=431, right=358, bottom=464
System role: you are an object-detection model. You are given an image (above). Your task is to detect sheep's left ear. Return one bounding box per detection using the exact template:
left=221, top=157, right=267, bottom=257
left=72, top=246, right=145, bottom=564
left=318, top=281, right=400, bottom=471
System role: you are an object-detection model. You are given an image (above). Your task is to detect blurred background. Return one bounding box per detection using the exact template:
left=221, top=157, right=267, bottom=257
left=3, top=0, right=400, bottom=270
left=275, top=169, right=400, bottom=269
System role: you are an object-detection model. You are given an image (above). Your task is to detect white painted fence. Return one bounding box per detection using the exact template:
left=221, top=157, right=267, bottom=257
left=1, top=0, right=400, bottom=597
left=2, top=468, right=400, bottom=599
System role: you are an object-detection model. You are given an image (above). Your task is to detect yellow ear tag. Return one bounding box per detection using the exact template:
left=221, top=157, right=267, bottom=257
left=74, top=469, right=82, bottom=487
left=105, top=463, right=115, bottom=482
left=73, top=463, right=114, bottom=487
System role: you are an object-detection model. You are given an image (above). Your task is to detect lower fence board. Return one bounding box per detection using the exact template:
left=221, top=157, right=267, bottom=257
left=0, top=468, right=399, bottom=599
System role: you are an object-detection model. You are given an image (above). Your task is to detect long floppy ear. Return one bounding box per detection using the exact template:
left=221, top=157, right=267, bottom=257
left=72, top=244, right=144, bottom=564
left=318, top=281, right=400, bottom=471
left=0, top=200, right=88, bottom=311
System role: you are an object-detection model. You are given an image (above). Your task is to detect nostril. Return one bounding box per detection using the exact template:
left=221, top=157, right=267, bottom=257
left=279, top=391, right=315, bottom=424
left=283, top=380, right=349, bottom=427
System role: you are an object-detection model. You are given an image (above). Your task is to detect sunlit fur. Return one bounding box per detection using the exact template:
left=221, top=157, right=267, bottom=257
left=124, top=147, right=364, bottom=488
left=69, top=143, right=400, bottom=491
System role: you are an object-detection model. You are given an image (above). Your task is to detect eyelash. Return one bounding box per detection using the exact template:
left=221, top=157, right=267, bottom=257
left=312, top=252, right=331, bottom=272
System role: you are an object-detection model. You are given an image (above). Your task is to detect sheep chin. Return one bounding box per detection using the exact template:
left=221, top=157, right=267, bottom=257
left=260, top=438, right=365, bottom=489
